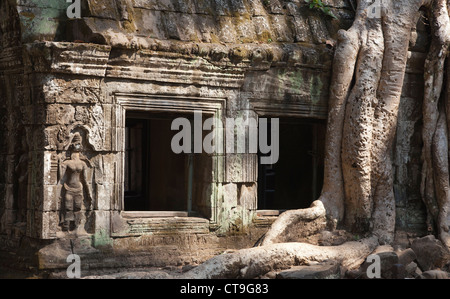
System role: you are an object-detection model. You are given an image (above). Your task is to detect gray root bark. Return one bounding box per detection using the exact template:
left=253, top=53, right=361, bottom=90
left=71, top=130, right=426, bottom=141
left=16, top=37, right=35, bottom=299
left=180, top=237, right=378, bottom=279
left=258, top=200, right=326, bottom=246
left=421, top=0, right=450, bottom=248
left=338, top=0, right=427, bottom=244
left=261, top=0, right=450, bottom=248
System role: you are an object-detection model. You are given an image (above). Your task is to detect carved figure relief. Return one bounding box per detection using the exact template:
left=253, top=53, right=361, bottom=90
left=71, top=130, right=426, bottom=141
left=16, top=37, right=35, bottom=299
left=58, top=132, right=93, bottom=234
left=44, top=104, right=105, bottom=152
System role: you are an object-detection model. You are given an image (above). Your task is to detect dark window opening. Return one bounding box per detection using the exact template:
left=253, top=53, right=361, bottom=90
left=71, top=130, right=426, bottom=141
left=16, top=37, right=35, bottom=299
left=124, top=111, right=191, bottom=213
left=258, top=118, right=325, bottom=211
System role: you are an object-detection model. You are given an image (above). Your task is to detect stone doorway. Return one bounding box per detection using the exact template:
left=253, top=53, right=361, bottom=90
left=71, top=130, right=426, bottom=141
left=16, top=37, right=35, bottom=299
left=258, top=118, right=326, bottom=212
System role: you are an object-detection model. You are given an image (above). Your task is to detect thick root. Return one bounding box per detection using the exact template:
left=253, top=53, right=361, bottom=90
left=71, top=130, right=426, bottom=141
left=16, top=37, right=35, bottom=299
left=179, top=237, right=379, bottom=279
left=257, top=200, right=327, bottom=246
left=421, top=0, right=450, bottom=248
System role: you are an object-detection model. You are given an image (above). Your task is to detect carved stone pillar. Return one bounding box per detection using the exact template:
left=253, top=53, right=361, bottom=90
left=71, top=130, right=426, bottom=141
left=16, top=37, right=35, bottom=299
left=22, top=42, right=110, bottom=239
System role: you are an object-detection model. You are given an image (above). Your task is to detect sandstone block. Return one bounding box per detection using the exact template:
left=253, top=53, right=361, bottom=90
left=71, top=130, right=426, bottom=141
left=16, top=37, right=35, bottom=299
left=411, top=235, right=450, bottom=271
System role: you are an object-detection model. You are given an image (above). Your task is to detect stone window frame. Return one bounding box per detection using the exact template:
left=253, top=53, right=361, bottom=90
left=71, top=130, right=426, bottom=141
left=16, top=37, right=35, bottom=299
left=112, top=92, right=226, bottom=232
left=251, top=99, right=327, bottom=219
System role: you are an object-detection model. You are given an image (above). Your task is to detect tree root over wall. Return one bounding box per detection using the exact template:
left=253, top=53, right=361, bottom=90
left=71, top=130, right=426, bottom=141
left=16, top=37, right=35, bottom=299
left=260, top=0, right=450, bottom=247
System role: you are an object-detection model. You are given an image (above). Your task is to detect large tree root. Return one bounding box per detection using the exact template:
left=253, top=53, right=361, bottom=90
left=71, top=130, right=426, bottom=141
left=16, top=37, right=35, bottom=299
left=257, top=200, right=326, bottom=246
left=179, top=237, right=379, bottom=279
left=421, top=0, right=450, bottom=249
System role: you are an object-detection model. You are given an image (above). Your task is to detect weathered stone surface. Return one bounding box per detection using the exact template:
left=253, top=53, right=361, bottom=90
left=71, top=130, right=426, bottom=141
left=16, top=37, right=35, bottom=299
left=276, top=261, right=340, bottom=279
left=376, top=252, right=399, bottom=279
left=411, top=235, right=450, bottom=271
left=405, top=261, right=418, bottom=277
left=37, top=240, right=73, bottom=270
left=64, top=0, right=353, bottom=48
left=391, top=264, right=406, bottom=279
left=359, top=250, right=400, bottom=279
left=418, top=270, right=449, bottom=279
left=397, top=248, right=417, bottom=266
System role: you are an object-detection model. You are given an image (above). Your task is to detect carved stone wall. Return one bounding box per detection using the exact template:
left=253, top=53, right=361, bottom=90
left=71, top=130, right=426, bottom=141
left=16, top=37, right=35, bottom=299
left=0, top=0, right=430, bottom=273
left=0, top=0, right=27, bottom=241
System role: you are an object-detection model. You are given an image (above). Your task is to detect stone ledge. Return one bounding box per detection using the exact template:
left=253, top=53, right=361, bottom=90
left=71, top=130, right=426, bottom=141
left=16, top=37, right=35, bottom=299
left=122, top=211, right=190, bottom=218
left=112, top=213, right=211, bottom=237
left=23, top=42, right=111, bottom=77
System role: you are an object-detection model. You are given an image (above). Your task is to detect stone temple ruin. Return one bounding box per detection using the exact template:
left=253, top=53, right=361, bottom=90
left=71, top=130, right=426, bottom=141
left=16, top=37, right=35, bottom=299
left=0, top=0, right=442, bottom=278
